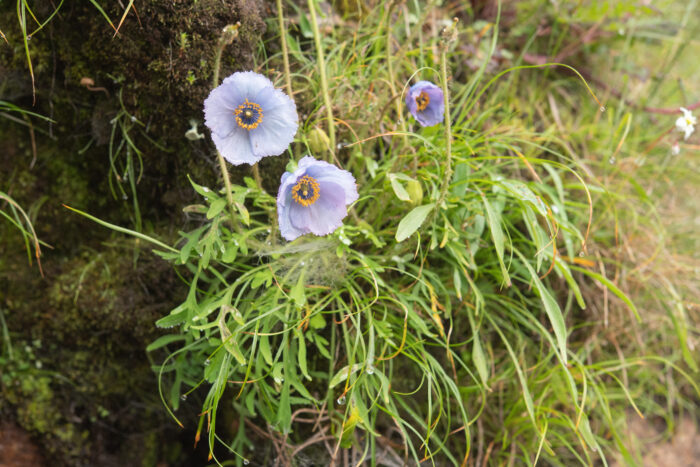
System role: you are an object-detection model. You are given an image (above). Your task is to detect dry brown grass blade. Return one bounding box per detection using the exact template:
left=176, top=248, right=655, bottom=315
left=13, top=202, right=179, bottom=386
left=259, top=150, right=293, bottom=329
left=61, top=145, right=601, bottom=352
left=113, top=0, right=135, bottom=37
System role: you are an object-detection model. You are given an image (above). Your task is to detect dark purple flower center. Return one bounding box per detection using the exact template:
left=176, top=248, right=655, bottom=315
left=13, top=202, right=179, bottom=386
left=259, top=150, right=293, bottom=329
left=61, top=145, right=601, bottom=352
left=415, top=91, right=430, bottom=112
left=234, top=99, right=263, bottom=130
left=292, top=175, right=320, bottom=206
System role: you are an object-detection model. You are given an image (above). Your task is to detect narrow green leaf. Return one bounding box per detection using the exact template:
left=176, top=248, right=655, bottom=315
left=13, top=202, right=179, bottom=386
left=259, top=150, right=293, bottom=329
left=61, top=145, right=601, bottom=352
left=479, top=192, right=511, bottom=286
left=206, top=198, right=227, bottom=219
left=146, top=334, right=185, bottom=352
left=329, top=363, right=363, bottom=388
left=395, top=203, right=435, bottom=242
left=555, top=260, right=586, bottom=309
left=218, top=310, right=246, bottom=365
left=290, top=272, right=306, bottom=309
left=515, top=249, right=568, bottom=365
left=295, top=330, right=311, bottom=381
left=570, top=266, right=639, bottom=322
left=472, top=337, right=489, bottom=388
left=486, top=314, right=538, bottom=431
left=156, top=310, right=187, bottom=328
left=260, top=335, right=273, bottom=365
left=388, top=173, right=412, bottom=201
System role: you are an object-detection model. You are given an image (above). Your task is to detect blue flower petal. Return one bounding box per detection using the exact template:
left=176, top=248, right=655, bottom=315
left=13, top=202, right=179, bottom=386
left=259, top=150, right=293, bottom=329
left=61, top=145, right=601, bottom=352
left=308, top=181, right=348, bottom=234
left=249, top=87, right=298, bottom=157
left=406, top=80, right=444, bottom=127
left=204, top=71, right=298, bottom=165
left=289, top=201, right=312, bottom=232
left=303, top=160, right=358, bottom=205
left=222, top=71, right=275, bottom=98
left=204, top=82, right=244, bottom=138
left=276, top=156, right=358, bottom=241
left=277, top=171, right=296, bottom=207
left=212, top=128, right=259, bottom=165
left=278, top=188, right=306, bottom=240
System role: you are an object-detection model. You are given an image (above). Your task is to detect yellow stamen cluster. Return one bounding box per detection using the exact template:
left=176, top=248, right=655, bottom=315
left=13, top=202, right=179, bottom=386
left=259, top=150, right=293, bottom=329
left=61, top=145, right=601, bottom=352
left=415, top=91, right=430, bottom=112
left=291, top=175, right=321, bottom=206
left=234, top=99, right=263, bottom=130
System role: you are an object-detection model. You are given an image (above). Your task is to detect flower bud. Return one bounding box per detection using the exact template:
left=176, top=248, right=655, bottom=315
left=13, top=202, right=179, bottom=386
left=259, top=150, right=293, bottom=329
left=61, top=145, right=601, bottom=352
left=406, top=179, right=423, bottom=205
left=308, top=127, right=331, bottom=153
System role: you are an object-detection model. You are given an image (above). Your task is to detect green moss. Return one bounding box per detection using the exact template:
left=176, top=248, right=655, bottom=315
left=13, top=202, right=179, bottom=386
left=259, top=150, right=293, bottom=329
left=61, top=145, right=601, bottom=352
left=0, top=0, right=278, bottom=464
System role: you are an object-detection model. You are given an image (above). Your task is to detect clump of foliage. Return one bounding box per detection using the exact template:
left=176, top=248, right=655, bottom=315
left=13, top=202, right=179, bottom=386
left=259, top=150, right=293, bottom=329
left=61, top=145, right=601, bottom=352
left=3, top=0, right=698, bottom=466
left=83, top=2, right=697, bottom=465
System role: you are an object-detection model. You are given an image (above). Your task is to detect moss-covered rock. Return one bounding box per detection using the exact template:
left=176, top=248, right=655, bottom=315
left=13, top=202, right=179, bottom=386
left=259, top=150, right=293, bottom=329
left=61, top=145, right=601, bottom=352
left=1, top=0, right=274, bottom=464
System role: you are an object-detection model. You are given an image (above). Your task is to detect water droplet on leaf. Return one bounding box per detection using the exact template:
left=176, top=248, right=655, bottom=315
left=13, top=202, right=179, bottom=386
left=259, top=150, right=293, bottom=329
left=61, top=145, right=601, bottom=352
left=337, top=396, right=346, bottom=405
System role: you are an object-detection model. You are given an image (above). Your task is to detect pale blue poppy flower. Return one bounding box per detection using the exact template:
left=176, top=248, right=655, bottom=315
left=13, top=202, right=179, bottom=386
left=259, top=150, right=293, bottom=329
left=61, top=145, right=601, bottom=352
left=277, top=156, right=359, bottom=241
left=405, top=81, right=444, bottom=127
left=204, top=71, right=298, bottom=165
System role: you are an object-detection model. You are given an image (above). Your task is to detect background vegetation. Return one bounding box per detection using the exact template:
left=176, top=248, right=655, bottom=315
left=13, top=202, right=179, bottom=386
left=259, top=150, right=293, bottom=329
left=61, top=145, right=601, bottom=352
left=0, top=0, right=698, bottom=465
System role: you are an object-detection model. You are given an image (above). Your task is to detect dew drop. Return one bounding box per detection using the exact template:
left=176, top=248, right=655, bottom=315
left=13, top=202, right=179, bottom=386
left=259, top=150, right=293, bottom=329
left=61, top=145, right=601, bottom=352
left=130, top=115, right=137, bottom=122
left=366, top=366, right=375, bottom=375
left=180, top=394, right=187, bottom=401
left=122, top=194, right=128, bottom=200
left=578, top=251, right=585, bottom=257
left=204, top=359, right=210, bottom=366
left=243, top=460, right=250, bottom=465
left=336, top=396, right=346, bottom=405
left=599, top=106, right=606, bottom=112
left=203, top=187, right=210, bottom=192
left=608, top=157, right=616, bottom=165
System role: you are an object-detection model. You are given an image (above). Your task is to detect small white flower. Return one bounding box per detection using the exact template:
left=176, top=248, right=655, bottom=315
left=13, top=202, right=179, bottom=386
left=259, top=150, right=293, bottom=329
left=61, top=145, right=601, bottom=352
left=671, top=142, right=681, bottom=156
left=675, top=107, right=696, bottom=140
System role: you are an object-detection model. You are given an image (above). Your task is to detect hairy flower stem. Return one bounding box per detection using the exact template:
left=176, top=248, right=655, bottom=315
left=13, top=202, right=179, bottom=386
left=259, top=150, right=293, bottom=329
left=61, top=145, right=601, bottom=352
left=308, top=0, right=335, bottom=159
left=384, top=3, right=411, bottom=169
left=436, top=38, right=454, bottom=212
left=213, top=24, right=243, bottom=233
left=212, top=24, right=240, bottom=92
left=276, top=0, right=293, bottom=98
left=252, top=163, right=279, bottom=243
left=216, top=151, right=243, bottom=233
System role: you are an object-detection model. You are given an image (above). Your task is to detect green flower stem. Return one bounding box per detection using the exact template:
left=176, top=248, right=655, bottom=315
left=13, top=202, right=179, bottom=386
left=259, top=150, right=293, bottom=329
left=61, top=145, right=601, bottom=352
left=212, top=24, right=240, bottom=91
left=384, top=4, right=410, bottom=162
left=308, top=0, right=335, bottom=159
left=212, top=24, right=242, bottom=233
left=216, top=151, right=243, bottom=234
left=252, top=163, right=279, bottom=243
left=436, top=42, right=453, bottom=211
left=276, top=0, right=293, bottom=98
